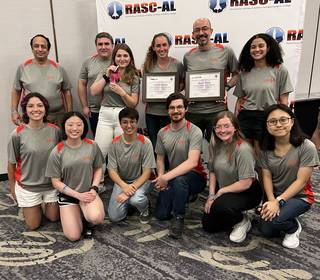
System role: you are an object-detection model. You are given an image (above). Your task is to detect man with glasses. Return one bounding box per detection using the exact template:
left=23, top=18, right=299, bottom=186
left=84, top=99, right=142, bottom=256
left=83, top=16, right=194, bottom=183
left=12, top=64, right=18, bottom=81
left=153, top=93, right=207, bottom=239
left=183, top=18, right=239, bottom=141
left=78, top=32, right=114, bottom=137
left=107, top=107, right=156, bottom=224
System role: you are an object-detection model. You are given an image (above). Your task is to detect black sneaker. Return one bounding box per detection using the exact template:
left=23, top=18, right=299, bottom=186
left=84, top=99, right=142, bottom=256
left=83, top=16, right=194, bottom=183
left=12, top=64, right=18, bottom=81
left=139, top=208, right=150, bottom=224
left=83, top=222, right=95, bottom=239
left=169, top=216, right=184, bottom=239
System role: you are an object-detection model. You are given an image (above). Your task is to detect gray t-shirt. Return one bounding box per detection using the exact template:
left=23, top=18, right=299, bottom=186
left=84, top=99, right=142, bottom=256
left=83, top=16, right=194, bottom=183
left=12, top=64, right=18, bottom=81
left=233, top=64, right=293, bottom=111
left=7, top=123, right=61, bottom=192
left=183, top=44, right=239, bottom=114
left=208, top=140, right=256, bottom=188
left=259, top=139, right=319, bottom=203
left=145, top=57, right=185, bottom=116
left=13, top=59, right=72, bottom=113
left=95, top=73, right=140, bottom=107
left=46, top=138, right=104, bottom=193
left=155, top=120, right=206, bottom=177
left=107, top=134, right=156, bottom=182
left=79, top=54, right=111, bottom=112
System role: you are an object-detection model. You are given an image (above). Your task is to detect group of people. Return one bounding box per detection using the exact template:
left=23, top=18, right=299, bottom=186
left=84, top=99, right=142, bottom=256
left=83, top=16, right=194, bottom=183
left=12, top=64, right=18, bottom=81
left=8, top=17, right=319, bottom=249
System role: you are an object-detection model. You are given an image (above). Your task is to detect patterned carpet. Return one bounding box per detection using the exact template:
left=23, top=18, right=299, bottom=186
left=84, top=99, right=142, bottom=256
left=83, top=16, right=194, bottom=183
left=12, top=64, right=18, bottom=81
left=0, top=170, right=319, bottom=280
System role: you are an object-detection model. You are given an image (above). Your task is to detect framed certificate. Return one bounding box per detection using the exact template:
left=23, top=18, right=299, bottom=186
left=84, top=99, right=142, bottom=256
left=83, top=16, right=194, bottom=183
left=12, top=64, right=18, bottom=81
left=142, top=72, right=179, bottom=102
left=185, top=69, right=224, bottom=101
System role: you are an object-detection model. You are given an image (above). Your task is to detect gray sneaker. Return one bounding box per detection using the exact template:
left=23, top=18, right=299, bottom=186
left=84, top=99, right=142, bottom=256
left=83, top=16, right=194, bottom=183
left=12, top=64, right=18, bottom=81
left=139, top=208, right=150, bottom=224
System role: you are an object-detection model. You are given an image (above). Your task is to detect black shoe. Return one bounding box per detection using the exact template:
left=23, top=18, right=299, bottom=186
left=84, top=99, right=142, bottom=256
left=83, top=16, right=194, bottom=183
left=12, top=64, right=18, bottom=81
left=169, top=216, right=184, bottom=239
left=83, top=222, right=95, bottom=239
left=188, top=194, right=198, bottom=203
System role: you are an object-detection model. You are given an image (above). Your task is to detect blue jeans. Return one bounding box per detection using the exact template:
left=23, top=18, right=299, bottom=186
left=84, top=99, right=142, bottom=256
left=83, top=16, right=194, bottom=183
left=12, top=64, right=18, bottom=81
left=145, top=113, right=170, bottom=149
left=259, top=197, right=311, bottom=237
left=155, top=171, right=206, bottom=220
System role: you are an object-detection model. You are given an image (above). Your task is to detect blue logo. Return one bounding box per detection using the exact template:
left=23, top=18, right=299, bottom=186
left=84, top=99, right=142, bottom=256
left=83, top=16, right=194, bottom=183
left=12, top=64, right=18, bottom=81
left=209, top=0, right=227, bottom=13
left=108, top=1, right=123, bottom=20
left=266, top=27, right=285, bottom=43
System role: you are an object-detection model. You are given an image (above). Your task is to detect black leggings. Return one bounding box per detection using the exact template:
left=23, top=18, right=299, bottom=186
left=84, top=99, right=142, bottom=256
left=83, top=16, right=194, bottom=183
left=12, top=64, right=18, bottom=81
left=202, top=180, right=262, bottom=233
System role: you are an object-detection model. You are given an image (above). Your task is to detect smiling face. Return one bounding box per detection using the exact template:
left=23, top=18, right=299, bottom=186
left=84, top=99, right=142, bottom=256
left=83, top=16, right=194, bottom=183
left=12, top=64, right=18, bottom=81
left=168, top=99, right=187, bottom=123
left=214, top=117, right=236, bottom=143
left=266, top=109, right=294, bottom=139
left=250, top=37, right=269, bottom=62
left=120, top=117, right=138, bottom=136
left=26, top=97, right=46, bottom=122
left=31, top=36, right=49, bottom=62
left=114, top=49, right=131, bottom=69
left=192, top=18, right=213, bottom=48
left=153, top=35, right=170, bottom=59
left=96, top=37, right=113, bottom=59
left=64, top=116, right=84, bottom=141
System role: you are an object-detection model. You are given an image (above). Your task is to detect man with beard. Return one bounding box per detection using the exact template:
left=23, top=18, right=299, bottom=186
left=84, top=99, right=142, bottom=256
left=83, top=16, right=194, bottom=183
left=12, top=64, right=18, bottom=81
left=183, top=18, right=239, bottom=141
left=153, top=93, right=207, bottom=239
left=11, top=34, right=72, bottom=126
left=78, top=32, right=114, bottom=137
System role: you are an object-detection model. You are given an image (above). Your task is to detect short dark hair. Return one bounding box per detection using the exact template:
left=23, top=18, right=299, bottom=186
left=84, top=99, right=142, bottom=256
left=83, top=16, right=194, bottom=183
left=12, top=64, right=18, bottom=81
left=166, top=93, right=188, bottom=109
left=21, top=92, right=50, bottom=124
left=95, top=32, right=114, bottom=45
left=61, top=111, right=89, bottom=140
left=30, top=34, right=51, bottom=50
left=239, top=33, right=283, bottom=72
left=260, top=104, right=305, bottom=151
left=119, top=107, right=139, bottom=122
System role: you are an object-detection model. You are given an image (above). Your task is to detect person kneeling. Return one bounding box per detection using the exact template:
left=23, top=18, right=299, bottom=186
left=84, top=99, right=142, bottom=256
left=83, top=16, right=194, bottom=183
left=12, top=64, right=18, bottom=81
left=107, top=108, right=156, bottom=224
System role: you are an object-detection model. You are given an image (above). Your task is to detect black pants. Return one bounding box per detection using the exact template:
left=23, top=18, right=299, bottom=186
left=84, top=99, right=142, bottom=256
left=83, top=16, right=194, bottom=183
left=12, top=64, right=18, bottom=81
left=202, top=180, right=262, bottom=233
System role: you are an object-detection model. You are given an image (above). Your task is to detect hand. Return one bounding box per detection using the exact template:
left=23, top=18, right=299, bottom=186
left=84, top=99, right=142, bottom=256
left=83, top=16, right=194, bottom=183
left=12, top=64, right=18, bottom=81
left=89, top=188, right=98, bottom=198
left=9, top=184, right=17, bottom=202
left=109, top=82, right=125, bottom=97
left=11, top=112, right=21, bottom=126
left=260, top=200, right=280, bottom=221
left=152, top=175, right=168, bottom=191
left=106, top=65, right=119, bottom=76
left=82, top=106, right=91, bottom=118
left=116, top=192, right=130, bottom=203
left=204, top=199, right=213, bottom=214
left=122, top=184, right=136, bottom=196
left=77, top=191, right=96, bottom=203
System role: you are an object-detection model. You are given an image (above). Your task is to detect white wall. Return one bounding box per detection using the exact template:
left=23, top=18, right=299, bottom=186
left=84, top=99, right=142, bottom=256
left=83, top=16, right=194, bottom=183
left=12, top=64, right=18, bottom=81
left=0, top=0, right=320, bottom=174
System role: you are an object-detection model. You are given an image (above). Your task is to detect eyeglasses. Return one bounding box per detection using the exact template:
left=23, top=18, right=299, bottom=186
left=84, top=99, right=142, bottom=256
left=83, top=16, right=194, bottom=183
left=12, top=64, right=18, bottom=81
left=266, top=117, right=292, bottom=126
left=168, top=105, right=185, bottom=111
left=214, top=124, right=233, bottom=131
left=193, top=26, right=210, bottom=33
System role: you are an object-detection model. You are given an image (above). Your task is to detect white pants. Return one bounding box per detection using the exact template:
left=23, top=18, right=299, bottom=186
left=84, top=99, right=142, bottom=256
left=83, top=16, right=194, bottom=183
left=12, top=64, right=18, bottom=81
left=95, top=106, right=123, bottom=169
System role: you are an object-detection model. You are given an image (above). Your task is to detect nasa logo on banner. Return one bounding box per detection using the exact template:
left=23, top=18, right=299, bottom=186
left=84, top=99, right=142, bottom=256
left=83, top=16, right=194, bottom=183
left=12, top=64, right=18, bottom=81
left=266, top=27, right=285, bottom=43
left=108, top=1, right=123, bottom=19
left=209, top=0, right=227, bottom=13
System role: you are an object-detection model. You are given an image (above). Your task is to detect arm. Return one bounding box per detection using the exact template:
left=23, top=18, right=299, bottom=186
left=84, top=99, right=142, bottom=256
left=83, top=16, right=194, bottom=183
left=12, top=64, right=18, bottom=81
left=78, top=79, right=91, bottom=117
left=92, top=167, right=103, bottom=187
left=108, top=169, right=136, bottom=196
left=109, top=83, right=139, bottom=108
left=11, top=88, right=22, bottom=125
left=7, top=162, right=16, bottom=201
left=279, top=93, right=289, bottom=106
left=204, top=172, right=216, bottom=214
left=226, top=71, right=239, bottom=88
left=133, top=168, right=152, bottom=189
left=234, top=97, right=245, bottom=116
left=215, top=178, right=253, bottom=199
left=91, top=77, right=106, bottom=96
left=311, top=127, right=320, bottom=150
left=62, top=89, right=73, bottom=112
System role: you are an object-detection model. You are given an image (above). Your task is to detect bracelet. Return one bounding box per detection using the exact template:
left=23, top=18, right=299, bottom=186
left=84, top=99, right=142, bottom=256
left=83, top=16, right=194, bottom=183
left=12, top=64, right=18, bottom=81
left=90, top=185, right=99, bottom=193
left=102, top=74, right=110, bottom=83
left=62, top=184, right=70, bottom=194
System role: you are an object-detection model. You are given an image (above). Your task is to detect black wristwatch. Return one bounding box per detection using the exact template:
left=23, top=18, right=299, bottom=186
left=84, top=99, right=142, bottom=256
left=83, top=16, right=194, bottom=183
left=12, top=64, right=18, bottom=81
left=276, top=196, right=286, bottom=207
left=90, top=185, right=99, bottom=193
left=102, top=74, right=110, bottom=83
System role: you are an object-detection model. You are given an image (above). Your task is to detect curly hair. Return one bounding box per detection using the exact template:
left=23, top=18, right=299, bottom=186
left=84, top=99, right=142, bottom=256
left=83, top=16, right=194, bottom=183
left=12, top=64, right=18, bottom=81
left=239, top=33, right=283, bottom=72
left=143, top=33, right=172, bottom=73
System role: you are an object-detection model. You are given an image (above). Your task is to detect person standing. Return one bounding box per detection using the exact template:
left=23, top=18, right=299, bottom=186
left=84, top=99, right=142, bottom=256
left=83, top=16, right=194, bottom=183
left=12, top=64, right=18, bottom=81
left=107, top=108, right=156, bottom=223
left=11, top=34, right=72, bottom=126
left=153, top=93, right=207, bottom=239
left=183, top=18, right=239, bottom=141
left=78, top=32, right=114, bottom=136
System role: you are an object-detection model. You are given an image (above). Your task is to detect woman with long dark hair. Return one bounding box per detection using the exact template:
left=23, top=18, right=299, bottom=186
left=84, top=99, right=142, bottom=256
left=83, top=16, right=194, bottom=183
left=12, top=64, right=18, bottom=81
left=7, top=92, right=60, bottom=230
left=259, top=104, right=319, bottom=248
left=202, top=111, right=262, bottom=243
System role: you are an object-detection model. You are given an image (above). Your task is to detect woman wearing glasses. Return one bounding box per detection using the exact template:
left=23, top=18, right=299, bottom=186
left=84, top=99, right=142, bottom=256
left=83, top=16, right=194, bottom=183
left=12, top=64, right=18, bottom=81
left=233, top=33, right=293, bottom=152
left=202, top=111, right=262, bottom=243
left=259, top=104, right=319, bottom=248
left=142, top=33, right=184, bottom=148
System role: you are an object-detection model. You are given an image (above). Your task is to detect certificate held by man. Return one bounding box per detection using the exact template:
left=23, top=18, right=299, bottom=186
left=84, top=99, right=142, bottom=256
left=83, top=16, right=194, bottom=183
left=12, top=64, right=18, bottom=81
left=185, top=69, right=224, bottom=101
left=142, top=72, right=178, bottom=102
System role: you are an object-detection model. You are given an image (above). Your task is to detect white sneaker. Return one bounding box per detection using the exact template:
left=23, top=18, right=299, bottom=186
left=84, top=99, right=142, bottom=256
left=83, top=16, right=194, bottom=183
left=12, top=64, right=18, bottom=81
left=229, top=214, right=251, bottom=243
left=282, top=219, right=302, bottom=249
